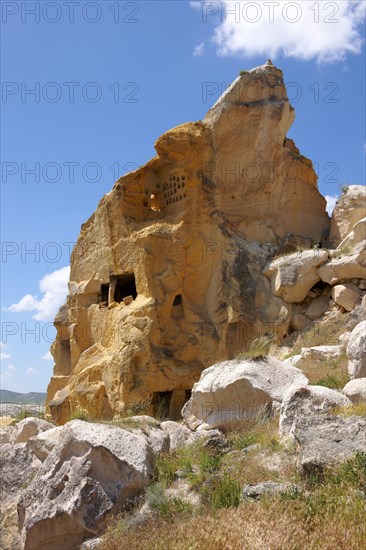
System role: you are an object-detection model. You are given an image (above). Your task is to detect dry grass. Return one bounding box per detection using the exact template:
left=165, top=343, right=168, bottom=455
left=97, top=412, right=366, bottom=550
left=331, top=403, right=366, bottom=417
left=99, top=484, right=365, bottom=550
left=287, top=314, right=349, bottom=357
left=295, top=353, right=349, bottom=389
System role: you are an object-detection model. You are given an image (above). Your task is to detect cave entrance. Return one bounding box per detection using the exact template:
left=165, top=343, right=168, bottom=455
left=152, top=389, right=191, bottom=420
left=152, top=391, right=172, bottom=419
left=100, top=273, right=137, bottom=306
left=171, top=294, right=184, bottom=320
left=113, top=273, right=137, bottom=303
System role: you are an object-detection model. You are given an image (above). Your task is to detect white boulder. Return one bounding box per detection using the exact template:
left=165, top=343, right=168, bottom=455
left=182, top=357, right=308, bottom=431
left=342, top=378, right=366, bottom=404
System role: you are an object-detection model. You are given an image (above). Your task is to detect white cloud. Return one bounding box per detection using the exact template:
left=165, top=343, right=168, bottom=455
left=5, top=266, right=70, bottom=322
left=192, top=1, right=365, bottom=63
left=193, top=42, right=205, bottom=56
left=0, top=363, right=16, bottom=387
left=189, top=1, right=202, bottom=10
left=41, top=351, right=53, bottom=361
left=27, top=367, right=38, bottom=375
left=325, top=194, right=339, bottom=216
left=0, top=343, right=11, bottom=361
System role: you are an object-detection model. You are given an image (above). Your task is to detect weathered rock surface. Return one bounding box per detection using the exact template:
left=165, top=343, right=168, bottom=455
left=9, top=417, right=54, bottom=445
left=347, top=320, right=366, bottom=379
left=263, top=250, right=328, bottom=303
left=332, top=283, right=361, bottom=311
left=318, top=241, right=366, bottom=284
left=329, top=186, right=366, bottom=247
left=342, top=378, right=366, bottom=403
left=0, top=442, right=40, bottom=550
left=160, top=420, right=221, bottom=450
left=295, top=414, right=366, bottom=474
left=46, top=62, right=329, bottom=423
left=280, top=386, right=351, bottom=437
left=337, top=216, right=366, bottom=250
left=18, top=420, right=154, bottom=550
left=305, top=295, right=330, bottom=319
left=182, top=358, right=308, bottom=431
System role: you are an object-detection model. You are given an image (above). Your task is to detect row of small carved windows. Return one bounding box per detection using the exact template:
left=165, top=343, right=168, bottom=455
left=170, top=175, right=186, bottom=183
left=164, top=187, right=186, bottom=198
left=164, top=178, right=186, bottom=191
left=166, top=194, right=186, bottom=205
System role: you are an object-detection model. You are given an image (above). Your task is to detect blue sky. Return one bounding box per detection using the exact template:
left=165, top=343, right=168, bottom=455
left=1, top=0, right=365, bottom=393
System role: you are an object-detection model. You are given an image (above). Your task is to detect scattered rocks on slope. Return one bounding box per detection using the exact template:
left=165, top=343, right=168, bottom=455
left=280, top=385, right=351, bottom=437
left=182, top=358, right=308, bottom=431
left=347, top=320, right=366, bottom=379
left=283, top=345, right=342, bottom=369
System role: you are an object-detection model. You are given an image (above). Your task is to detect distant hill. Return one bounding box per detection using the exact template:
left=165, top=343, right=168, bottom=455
left=0, top=389, right=46, bottom=404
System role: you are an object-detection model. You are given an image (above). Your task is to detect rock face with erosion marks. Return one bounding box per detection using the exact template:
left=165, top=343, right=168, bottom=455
left=17, top=420, right=154, bottom=550
left=329, top=186, right=366, bottom=247
left=45, top=62, right=329, bottom=423
left=347, top=320, right=366, bottom=379
left=182, top=357, right=308, bottom=431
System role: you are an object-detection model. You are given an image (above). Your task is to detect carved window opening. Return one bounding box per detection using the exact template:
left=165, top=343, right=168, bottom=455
left=171, top=294, right=184, bottom=319
left=113, top=273, right=137, bottom=303
left=100, top=273, right=137, bottom=306
left=100, top=284, right=109, bottom=304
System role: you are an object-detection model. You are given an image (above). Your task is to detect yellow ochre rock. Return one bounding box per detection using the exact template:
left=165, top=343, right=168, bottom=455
left=46, top=63, right=329, bottom=423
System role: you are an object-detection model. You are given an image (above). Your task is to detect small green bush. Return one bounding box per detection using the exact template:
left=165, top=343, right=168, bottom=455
left=146, top=484, right=193, bottom=519
left=236, top=335, right=273, bottom=360
left=314, top=372, right=349, bottom=390
left=209, top=474, right=241, bottom=509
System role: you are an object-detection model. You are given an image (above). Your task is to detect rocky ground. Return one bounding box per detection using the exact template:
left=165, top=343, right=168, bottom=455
left=1, top=304, right=365, bottom=549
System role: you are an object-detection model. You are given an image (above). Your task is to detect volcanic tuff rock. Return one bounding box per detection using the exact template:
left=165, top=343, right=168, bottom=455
left=18, top=420, right=154, bottom=550
left=329, top=186, right=366, bottom=247
left=279, top=385, right=351, bottom=437
left=182, top=357, right=309, bottom=431
left=46, top=62, right=329, bottom=423
left=295, top=414, right=366, bottom=475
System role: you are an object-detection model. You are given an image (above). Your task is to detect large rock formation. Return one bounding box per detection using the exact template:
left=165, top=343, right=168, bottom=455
left=46, top=62, right=329, bottom=423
